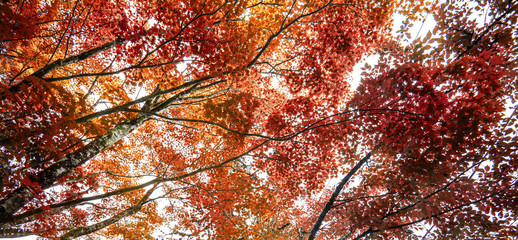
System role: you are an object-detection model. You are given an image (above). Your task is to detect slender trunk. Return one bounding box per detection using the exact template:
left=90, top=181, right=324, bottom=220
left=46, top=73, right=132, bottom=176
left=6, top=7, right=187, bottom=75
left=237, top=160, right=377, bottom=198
left=308, top=144, right=382, bottom=240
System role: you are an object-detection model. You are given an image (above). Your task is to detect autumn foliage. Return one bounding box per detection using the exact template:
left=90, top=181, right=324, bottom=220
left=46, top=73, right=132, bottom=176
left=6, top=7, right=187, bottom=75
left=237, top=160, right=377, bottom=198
left=1, top=0, right=517, bottom=239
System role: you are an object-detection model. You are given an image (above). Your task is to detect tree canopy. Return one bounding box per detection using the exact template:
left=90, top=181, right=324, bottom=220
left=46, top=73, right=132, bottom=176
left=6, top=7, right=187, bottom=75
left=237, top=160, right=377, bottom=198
left=1, top=0, right=517, bottom=239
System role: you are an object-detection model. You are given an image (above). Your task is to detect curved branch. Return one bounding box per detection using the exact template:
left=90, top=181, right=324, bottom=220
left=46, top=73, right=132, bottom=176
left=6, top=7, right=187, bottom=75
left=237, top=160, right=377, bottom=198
left=247, top=0, right=334, bottom=68
left=360, top=182, right=516, bottom=239
left=454, top=6, right=515, bottom=61
left=59, top=184, right=156, bottom=240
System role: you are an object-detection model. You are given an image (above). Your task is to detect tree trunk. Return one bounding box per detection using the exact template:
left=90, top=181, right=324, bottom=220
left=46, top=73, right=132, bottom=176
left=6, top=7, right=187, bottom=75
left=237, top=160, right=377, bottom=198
left=0, top=116, right=148, bottom=224
left=308, top=143, right=383, bottom=240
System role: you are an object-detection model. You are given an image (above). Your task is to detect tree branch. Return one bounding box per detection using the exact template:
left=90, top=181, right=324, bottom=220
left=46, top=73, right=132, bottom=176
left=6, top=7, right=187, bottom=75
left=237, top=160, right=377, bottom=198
left=308, top=143, right=383, bottom=240
left=32, top=37, right=126, bottom=79
left=59, top=184, right=156, bottom=240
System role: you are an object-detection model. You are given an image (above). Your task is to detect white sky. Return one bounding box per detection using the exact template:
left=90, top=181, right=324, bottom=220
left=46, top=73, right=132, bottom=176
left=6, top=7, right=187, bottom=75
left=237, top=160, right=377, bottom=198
left=350, top=13, right=437, bottom=90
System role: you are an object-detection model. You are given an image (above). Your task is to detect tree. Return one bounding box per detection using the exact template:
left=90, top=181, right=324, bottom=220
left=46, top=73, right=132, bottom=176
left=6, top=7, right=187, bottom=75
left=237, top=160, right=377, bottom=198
left=0, top=0, right=516, bottom=240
